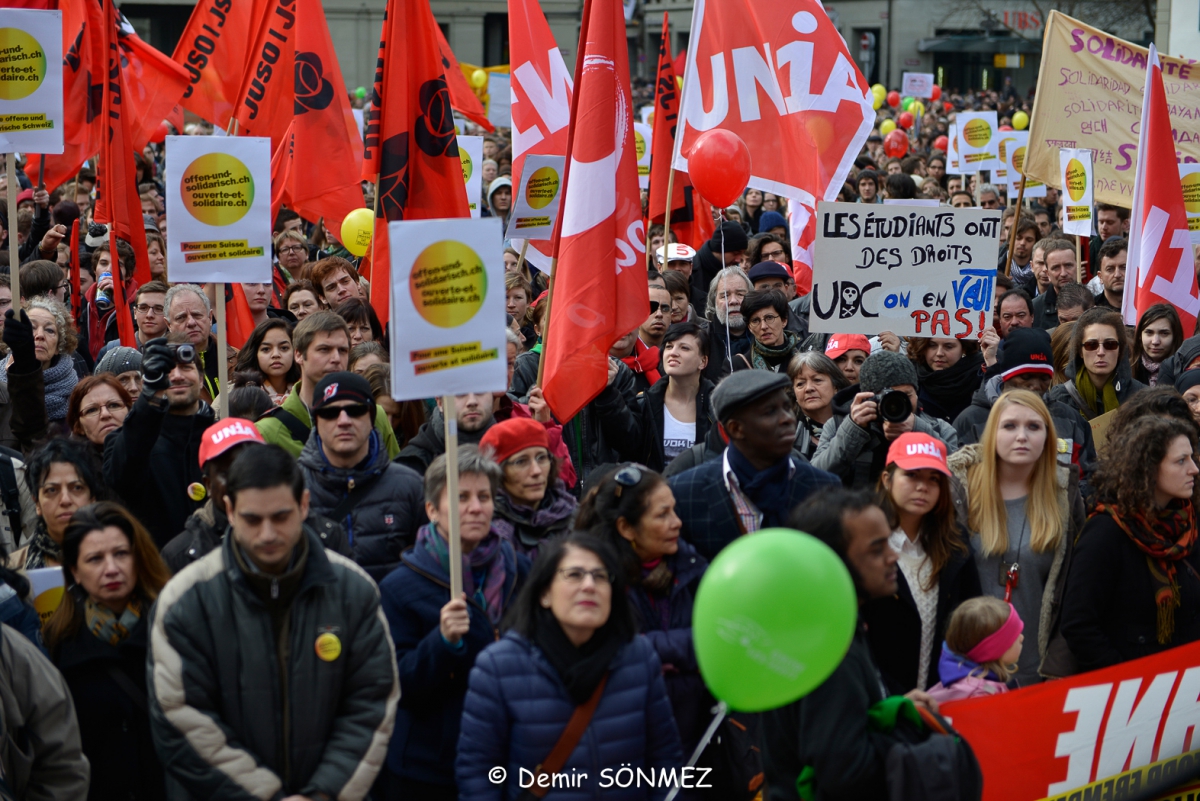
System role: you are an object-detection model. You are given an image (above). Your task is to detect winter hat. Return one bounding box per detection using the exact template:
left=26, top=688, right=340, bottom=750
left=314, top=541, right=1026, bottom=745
left=15, top=188, right=33, bottom=207
left=995, top=327, right=1054, bottom=383
left=480, top=417, right=550, bottom=465
left=311, top=371, right=374, bottom=412
left=710, top=220, right=748, bottom=253
left=858, top=350, right=919, bottom=395
left=95, top=346, right=142, bottom=377
left=1176, top=368, right=1200, bottom=395
left=758, top=211, right=787, bottom=234
left=712, top=370, right=789, bottom=423
left=747, top=262, right=790, bottom=283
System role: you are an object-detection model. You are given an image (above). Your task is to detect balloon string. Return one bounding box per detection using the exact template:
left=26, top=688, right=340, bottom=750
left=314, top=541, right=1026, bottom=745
left=720, top=209, right=732, bottom=373
left=664, top=702, right=729, bottom=801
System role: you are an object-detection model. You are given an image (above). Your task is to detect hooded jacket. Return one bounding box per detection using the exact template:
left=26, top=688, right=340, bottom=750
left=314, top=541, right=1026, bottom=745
left=1045, top=353, right=1145, bottom=421
left=299, top=429, right=426, bottom=581
left=256, top=382, right=400, bottom=460
left=590, top=376, right=715, bottom=473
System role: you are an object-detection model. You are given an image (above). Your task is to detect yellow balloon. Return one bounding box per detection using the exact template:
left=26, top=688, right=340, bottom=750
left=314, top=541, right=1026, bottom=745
left=470, top=69, right=488, bottom=89
left=880, top=119, right=896, bottom=136
left=912, top=101, right=925, bottom=116
left=872, top=93, right=883, bottom=110
left=1013, top=111, right=1030, bottom=130
left=872, top=83, right=887, bottom=99
left=340, top=208, right=375, bottom=257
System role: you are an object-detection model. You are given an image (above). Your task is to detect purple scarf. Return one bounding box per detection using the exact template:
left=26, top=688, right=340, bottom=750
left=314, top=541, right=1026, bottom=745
left=491, top=482, right=578, bottom=558
left=417, top=524, right=510, bottom=625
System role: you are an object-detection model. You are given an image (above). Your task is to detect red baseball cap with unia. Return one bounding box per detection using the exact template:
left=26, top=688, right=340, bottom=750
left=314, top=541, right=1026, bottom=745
left=198, top=418, right=265, bottom=468
left=885, top=432, right=951, bottom=476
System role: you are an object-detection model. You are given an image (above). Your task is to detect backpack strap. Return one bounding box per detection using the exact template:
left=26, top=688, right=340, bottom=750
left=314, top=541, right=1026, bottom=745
left=521, top=674, right=609, bottom=800
left=261, top=406, right=311, bottom=446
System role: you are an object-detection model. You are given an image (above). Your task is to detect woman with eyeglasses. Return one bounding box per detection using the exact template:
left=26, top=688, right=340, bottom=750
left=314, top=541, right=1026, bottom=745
left=1, top=296, right=81, bottom=453
left=231, top=319, right=299, bottom=407
left=9, top=440, right=105, bottom=571
left=734, top=289, right=802, bottom=373
left=377, top=446, right=528, bottom=800
left=1047, top=307, right=1145, bottom=421
left=457, top=532, right=683, bottom=800
left=480, top=418, right=577, bottom=560
left=907, top=337, right=985, bottom=425
left=788, top=351, right=850, bottom=460
left=67, top=375, right=133, bottom=466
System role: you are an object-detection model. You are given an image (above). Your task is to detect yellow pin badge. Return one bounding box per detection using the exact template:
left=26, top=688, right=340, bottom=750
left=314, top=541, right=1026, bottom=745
left=315, top=631, right=342, bottom=662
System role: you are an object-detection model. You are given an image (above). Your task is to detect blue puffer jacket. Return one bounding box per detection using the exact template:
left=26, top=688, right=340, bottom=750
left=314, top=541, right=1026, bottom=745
left=457, top=631, right=684, bottom=800
left=378, top=535, right=529, bottom=787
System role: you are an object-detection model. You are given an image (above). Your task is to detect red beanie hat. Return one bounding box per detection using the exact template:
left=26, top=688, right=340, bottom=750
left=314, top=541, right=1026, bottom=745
left=480, top=417, right=550, bottom=464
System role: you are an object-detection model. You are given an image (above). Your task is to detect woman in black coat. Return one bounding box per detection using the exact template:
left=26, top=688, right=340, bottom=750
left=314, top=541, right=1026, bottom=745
left=1061, top=416, right=1200, bottom=671
left=43, top=502, right=172, bottom=801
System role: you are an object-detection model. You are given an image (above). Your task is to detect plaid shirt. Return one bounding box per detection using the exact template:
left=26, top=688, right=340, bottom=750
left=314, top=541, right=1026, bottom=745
left=722, top=449, right=796, bottom=535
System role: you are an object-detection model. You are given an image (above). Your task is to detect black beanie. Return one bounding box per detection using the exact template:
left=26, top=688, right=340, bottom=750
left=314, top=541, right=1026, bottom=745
left=710, top=221, right=749, bottom=253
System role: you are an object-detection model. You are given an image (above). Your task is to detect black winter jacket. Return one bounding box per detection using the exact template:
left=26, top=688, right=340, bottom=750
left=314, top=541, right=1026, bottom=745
left=1045, top=358, right=1146, bottom=422
left=700, top=321, right=752, bottom=384
left=591, top=376, right=715, bottom=473
left=395, top=406, right=491, bottom=476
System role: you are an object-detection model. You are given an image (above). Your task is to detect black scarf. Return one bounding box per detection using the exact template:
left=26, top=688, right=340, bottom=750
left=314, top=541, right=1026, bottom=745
left=532, top=606, right=624, bottom=704
left=727, top=444, right=792, bottom=528
left=917, top=351, right=984, bottom=422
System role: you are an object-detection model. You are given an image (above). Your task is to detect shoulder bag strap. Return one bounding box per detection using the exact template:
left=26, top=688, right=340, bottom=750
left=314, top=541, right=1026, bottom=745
left=327, top=471, right=385, bottom=525
left=262, top=406, right=311, bottom=445
left=521, top=673, right=610, bottom=800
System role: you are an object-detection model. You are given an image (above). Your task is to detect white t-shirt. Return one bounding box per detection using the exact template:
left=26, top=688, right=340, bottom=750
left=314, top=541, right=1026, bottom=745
left=662, top=405, right=696, bottom=465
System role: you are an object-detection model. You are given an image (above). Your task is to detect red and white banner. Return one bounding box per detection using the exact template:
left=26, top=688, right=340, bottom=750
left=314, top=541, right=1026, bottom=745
left=943, top=641, right=1200, bottom=801
left=672, top=0, right=873, bottom=207
left=1122, top=44, right=1200, bottom=334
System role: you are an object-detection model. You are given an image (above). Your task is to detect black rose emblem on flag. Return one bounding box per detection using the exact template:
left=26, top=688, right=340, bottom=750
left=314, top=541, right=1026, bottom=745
left=294, top=52, right=335, bottom=115
left=378, top=133, right=409, bottom=221
left=414, top=78, right=459, bottom=158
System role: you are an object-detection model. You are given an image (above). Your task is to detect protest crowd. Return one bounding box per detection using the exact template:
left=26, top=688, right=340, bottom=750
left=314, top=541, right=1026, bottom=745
left=1, top=0, right=1200, bottom=799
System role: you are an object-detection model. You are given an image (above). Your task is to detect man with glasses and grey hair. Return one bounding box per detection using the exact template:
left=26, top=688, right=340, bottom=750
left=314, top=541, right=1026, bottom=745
left=164, top=283, right=221, bottom=400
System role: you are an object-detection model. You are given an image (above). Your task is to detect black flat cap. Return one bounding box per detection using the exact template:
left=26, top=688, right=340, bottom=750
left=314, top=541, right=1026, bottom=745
left=712, top=370, right=790, bottom=422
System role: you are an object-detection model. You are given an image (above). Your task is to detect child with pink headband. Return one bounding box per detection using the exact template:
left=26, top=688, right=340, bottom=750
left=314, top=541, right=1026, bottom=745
left=929, top=597, right=1024, bottom=703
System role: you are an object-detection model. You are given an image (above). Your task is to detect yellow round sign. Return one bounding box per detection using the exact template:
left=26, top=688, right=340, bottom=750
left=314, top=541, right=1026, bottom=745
left=1012, top=146, right=1027, bottom=174
left=460, top=147, right=473, bottom=183
left=1065, top=158, right=1088, bottom=202
left=180, top=153, right=255, bottom=227
left=315, top=632, right=342, bottom=662
left=409, top=240, right=488, bottom=328
left=525, top=166, right=560, bottom=211
left=962, top=117, right=992, bottom=148
left=635, top=130, right=647, bottom=161
left=1183, top=172, right=1200, bottom=215
left=0, top=28, right=46, bottom=101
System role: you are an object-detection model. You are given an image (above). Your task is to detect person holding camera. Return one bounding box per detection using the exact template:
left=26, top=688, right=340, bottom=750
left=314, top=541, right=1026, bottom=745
left=812, top=350, right=959, bottom=489
left=104, top=332, right=215, bottom=548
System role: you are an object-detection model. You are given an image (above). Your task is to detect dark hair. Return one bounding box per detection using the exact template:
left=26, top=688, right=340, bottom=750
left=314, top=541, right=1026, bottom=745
left=646, top=269, right=664, bottom=287
left=995, top=273, right=1014, bottom=291
left=1096, top=203, right=1131, bottom=221
left=884, top=173, right=917, bottom=200
left=311, top=257, right=361, bottom=298
left=19, top=260, right=64, bottom=299
left=51, top=200, right=80, bottom=230
left=1094, top=416, right=1200, bottom=509
left=93, top=239, right=136, bottom=280
left=283, top=279, right=321, bottom=310
left=878, top=462, right=965, bottom=592
left=741, top=289, right=789, bottom=326
left=660, top=321, right=709, bottom=359
left=293, top=310, right=350, bottom=357
left=747, top=233, right=791, bottom=266
left=26, top=439, right=106, bottom=499
left=234, top=318, right=301, bottom=386
left=788, top=488, right=879, bottom=595
left=67, top=374, right=132, bottom=437
left=1012, top=215, right=1039, bottom=239
left=1106, top=387, right=1199, bottom=452
left=577, top=465, right=671, bottom=585
left=998, top=289, right=1034, bottom=317
left=333, top=297, right=384, bottom=343
left=857, top=170, right=880, bottom=189
left=1055, top=282, right=1095, bottom=313
left=660, top=269, right=690, bottom=301
left=1098, top=237, right=1129, bottom=264
left=349, top=341, right=389, bottom=372
left=228, top=383, right=274, bottom=422
left=950, top=191, right=974, bottom=206
left=503, top=532, right=635, bottom=644
left=906, top=336, right=981, bottom=370
left=1132, top=304, right=1184, bottom=382
left=1071, top=306, right=1128, bottom=372
left=135, top=280, right=170, bottom=303
left=225, top=444, right=305, bottom=505
left=273, top=208, right=301, bottom=234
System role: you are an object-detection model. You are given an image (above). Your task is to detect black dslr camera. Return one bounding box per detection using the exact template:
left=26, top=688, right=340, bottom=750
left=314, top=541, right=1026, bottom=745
left=874, top=388, right=913, bottom=424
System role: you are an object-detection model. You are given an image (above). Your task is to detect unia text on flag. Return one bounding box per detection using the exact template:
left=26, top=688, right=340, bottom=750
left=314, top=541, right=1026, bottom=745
left=672, top=0, right=873, bottom=208
left=434, top=25, right=494, bottom=132
left=507, top=0, right=573, bottom=272
left=359, top=0, right=470, bottom=325
left=173, top=0, right=267, bottom=129
left=540, top=0, right=648, bottom=423
left=1122, top=44, right=1200, bottom=333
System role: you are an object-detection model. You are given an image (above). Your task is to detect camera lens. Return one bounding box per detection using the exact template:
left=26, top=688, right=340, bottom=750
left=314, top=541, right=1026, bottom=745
left=175, top=344, right=196, bottom=364
left=878, top=390, right=912, bottom=424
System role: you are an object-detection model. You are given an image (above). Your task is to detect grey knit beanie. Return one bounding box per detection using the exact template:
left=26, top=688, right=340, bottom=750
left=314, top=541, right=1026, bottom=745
left=96, top=346, right=143, bottom=377
left=858, top=349, right=918, bottom=394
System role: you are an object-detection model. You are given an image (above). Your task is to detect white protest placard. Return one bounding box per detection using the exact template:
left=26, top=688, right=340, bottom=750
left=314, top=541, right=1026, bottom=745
left=996, top=133, right=1019, bottom=184
left=634, top=122, right=652, bottom=190
left=808, top=201, right=1002, bottom=339
left=458, top=135, right=483, bottom=219
left=1061, top=148, right=1095, bottom=237
left=164, top=135, right=272, bottom=283
left=389, top=217, right=507, bottom=399
left=640, top=105, right=654, bottom=125
left=883, top=198, right=940, bottom=207
left=901, top=72, right=934, bottom=99
left=956, top=111, right=999, bottom=171
left=946, top=124, right=965, bottom=175
left=26, top=567, right=63, bottom=624
left=1002, top=131, right=1045, bottom=199
left=506, top=154, right=565, bottom=240
left=1181, top=163, right=1200, bottom=245
left=0, top=10, right=63, bottom=154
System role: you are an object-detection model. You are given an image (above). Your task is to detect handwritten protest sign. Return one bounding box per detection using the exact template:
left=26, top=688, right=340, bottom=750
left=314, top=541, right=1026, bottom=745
left=1061, top=148, right=1095, bottom=237
left=634, top=122, right=652, bottom=190
left=956, top=111, right=999, bottom=171
left=1182, top=163, right=1200, bottom=245
left=901, top=73, right=934, bottom=99
left=458, top=135, right=483, bottom=219
left=165, top=135, right=271, bottom=283
left=389, top=217, right=507, bottom=400
left=808, top=202, right=1001, bottom=339
left=1004, top=131, right=1046, bottom=199
left=506, top=154, right=565, bottom=240
left=1025, top=11, right=1200, bottom=207
left=0, top=9, right=63, bottom=154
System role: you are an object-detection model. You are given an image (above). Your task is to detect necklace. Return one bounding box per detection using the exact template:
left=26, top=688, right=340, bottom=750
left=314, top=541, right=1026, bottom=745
left=999, top=505, right=1029, bottom=602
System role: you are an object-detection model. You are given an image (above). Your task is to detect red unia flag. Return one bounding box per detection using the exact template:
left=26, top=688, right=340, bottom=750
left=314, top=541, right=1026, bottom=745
left=1123, top=44, right=1200, bottom=332
left=673, top=0, right=873, bottom=206
left=508, top=0, right=573, bottom=271
left=541, top=0, right=647, bottom=422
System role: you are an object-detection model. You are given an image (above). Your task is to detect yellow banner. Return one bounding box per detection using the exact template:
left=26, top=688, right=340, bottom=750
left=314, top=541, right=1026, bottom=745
left=0, top=112, right=51, bottom=133
left=180, top=239, right=264, bottom=263
left=1035, top=748, right=1200, bottom=801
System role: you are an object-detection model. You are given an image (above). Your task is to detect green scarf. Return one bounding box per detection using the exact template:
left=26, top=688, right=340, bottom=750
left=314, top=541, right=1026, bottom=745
left=750, top=330, right=801, bottom=371
left=1074, top=368, right=1119, bottom=417
left=85, top=597, right=142, bottom=646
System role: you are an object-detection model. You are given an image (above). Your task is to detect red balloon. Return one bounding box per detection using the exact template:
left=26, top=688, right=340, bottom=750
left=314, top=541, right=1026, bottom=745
left=943, top=101, right=953, bottom=113
left=999, top=125, right=1014, bottom=131
left=687, top=129, right=752, bottom=208
left=898, top=112, right=914, bottom=130
left=883, top=130, right=909, bottom=158
left=933, top=135, right=949, bottom=152
left=886, top=91, right=901, bottom=108
left=931, top=85, right=942, bottom=101
left=150, top=121, right=169, bottom=144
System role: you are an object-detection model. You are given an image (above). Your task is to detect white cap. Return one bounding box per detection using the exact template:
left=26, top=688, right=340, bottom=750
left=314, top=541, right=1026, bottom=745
left=655, top=243, right=697, bottom=264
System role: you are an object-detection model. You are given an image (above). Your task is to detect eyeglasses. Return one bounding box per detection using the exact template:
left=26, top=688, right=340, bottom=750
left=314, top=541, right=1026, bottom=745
left=313, top=403, right=372, bottom=420
left=613, top=464, right=644, bottom=498
left=136, top=304, right=165, bottom=315
left=278, top=245, right=306, bottom=254
left=761, top=248, right=786, bottom=261
left=79, top=401, right=127, bottom=419
left=649, top=300, right=665, bottom=314
left=1081, top=339, right=1120, bottom=352
left=508, top=452, right=551, bottom=470
left=748, top=313, right=781, bottom=329
left=557, top=567, right=612, bottom=585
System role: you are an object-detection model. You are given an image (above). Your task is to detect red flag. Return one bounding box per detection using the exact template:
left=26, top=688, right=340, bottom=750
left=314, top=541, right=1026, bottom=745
left=541, top=0, right=647, bottom=422
left=226, top=285, right=258, bottom=349
left=232, top=0, right=297, bottom=149
left=674, top=0, right=873, bottom=207
left=361, top=0, right=471, bottom=324
left=647, top=14, right=687, bottom=223
left=270, top=0, right=365, bottom=230
left=1123, top=44, right=1200, bottom=331
left=68, top=219, right=80, bottom=320
left=115, top=16, right=189, bottom=151
left=788, top=200, right=815, bottom=296
left=434, top=26, right=494, bottom=132
left=172, top=0, right=266, bottom=128
left=508, top=0, right=574, bottom=271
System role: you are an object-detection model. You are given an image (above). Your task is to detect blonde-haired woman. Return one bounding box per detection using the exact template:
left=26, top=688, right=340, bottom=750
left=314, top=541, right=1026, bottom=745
left=949, top=389, right=1085, bottom=685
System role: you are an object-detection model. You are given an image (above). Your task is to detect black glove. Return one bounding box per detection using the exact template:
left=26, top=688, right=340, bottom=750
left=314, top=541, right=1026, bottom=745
left=2, top=310, right=36, bottom=370
left=140, top=337, right=175, bottom=394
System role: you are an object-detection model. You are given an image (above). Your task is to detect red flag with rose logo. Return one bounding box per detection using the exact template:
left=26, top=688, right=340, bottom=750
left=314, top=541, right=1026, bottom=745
left=541, top=0, right=648, bottom=422
left=172, top=0, right=266, bottom=128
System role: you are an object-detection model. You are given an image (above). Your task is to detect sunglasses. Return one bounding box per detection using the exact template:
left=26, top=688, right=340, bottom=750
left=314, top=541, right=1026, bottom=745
left=313, top=403, right=372, bottom=420
left=649, top=300, right=665, bottom=314
left=613, top=463, right=645, bottom=498
left=1081, top=339, right=1120, bottom=352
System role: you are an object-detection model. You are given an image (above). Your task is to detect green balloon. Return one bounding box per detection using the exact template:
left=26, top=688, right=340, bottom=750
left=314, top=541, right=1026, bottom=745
left=693, top=528, right=856, bottom=712
left=901, top=96, right=915, bottom=111
left=355, top=86, right=367, bottom=99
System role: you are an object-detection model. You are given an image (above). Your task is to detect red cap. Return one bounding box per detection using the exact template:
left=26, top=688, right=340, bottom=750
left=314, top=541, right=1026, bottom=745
left=886, top=432, right=951, bottom=476
left=15, top=188, right=33, bottom=206
left=826, top=334, right=871, bottom=360
left=480, top=417, right=550, bottom=465
left=198, top=418, right=265, bottom=468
